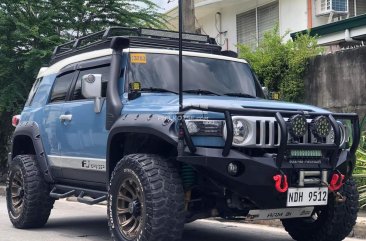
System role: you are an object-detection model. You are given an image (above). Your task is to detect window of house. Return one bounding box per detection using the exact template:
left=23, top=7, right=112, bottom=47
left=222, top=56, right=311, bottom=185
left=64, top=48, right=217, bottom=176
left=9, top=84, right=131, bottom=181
left=236, top=9, right=257, bottom=49
left=72, top=65, right=110, bottom=101
left=355, top=0, right=366, bottom=15
left=236, top=1, right=279, bottom=49
left=348, top=0, right=366, bottom=17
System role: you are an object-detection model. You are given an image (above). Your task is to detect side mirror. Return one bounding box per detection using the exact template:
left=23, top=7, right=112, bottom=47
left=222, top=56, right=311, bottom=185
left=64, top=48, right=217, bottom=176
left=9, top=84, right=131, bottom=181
left=82, top=74, right=102, bottom=98
left=82, top=74, right=104, bottom=113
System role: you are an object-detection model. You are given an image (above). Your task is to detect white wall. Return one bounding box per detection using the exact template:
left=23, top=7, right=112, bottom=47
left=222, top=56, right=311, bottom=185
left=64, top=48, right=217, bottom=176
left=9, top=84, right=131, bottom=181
left=196, top=0, right=277, bottom=51
left=279, top=0, right=308, bottom=41
left=195, top=0, right=311, bottom=51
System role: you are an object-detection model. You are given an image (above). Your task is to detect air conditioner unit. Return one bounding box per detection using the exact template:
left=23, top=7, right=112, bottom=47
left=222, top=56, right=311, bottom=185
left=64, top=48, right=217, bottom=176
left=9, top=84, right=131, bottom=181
left=316, top=0, right=349, bottom=16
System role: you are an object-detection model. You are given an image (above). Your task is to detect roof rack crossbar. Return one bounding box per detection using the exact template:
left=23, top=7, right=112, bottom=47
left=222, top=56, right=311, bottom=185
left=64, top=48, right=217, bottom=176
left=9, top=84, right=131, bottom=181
left=50, top=27, right=220, bottom=64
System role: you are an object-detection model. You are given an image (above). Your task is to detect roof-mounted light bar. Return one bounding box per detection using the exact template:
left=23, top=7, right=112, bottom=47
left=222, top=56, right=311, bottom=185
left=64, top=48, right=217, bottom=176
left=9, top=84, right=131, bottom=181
left=140, top=28, right=209, bottom=43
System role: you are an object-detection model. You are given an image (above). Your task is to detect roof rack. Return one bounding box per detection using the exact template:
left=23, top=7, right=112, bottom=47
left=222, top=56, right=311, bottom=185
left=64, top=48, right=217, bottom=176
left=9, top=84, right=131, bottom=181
left=50, top=27, right=221, bottom=64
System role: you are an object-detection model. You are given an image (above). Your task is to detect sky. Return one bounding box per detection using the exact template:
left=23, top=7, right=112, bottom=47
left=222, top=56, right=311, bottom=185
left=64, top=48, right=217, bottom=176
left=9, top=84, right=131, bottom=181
left=153, top=0, right=177, bottom=12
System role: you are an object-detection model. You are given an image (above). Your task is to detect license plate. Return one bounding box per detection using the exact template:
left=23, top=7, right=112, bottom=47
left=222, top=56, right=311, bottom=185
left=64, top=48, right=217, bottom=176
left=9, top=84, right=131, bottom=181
left=287, top=187, right=328, bottom=207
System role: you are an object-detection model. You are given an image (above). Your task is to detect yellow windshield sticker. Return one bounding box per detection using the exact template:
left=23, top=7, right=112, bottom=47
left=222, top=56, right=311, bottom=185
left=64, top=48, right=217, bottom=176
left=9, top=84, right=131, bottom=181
left=131, top=53, right=147, bottom=64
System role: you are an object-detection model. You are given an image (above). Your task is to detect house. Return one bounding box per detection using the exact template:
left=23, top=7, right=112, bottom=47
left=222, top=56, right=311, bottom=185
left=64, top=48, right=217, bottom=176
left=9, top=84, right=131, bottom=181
left=166, top=0, right=366, bottom=52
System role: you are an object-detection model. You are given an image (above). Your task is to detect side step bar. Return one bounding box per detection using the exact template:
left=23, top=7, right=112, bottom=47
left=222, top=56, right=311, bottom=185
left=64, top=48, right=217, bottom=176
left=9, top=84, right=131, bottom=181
left=50, top=184, right=107, bottom=205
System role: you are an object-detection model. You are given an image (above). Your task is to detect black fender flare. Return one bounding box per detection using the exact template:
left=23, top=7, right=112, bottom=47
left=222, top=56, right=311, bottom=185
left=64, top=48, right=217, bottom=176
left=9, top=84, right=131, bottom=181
left=107, top=114, right=178, bottom=176
left=11, top=121, right=54, bottom=183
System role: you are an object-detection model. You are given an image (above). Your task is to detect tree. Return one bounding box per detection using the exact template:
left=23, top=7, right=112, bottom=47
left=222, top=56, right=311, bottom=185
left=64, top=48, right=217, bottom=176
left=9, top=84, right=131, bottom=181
left=0, top=0, right=164, bottom=169
left=237, top=25, right=323, bottom=102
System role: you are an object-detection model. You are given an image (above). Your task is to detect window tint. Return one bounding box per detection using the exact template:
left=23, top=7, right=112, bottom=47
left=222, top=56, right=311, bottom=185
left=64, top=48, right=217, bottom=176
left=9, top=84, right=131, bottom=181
left=72, top=65, right=110, bottom=100
left=25, top=77, right=43, bottom=106
left=50, top=72, right=75, bottom=103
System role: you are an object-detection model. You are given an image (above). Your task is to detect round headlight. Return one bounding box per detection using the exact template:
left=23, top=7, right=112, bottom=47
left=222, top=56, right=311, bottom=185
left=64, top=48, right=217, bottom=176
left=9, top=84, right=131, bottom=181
left=312, top=116, right=331, bottom=138
left=289, top=115, right=307, bottom=138
left=186, top=121, right=199, bottom=134
left=232, top=119, right=250, bottom=145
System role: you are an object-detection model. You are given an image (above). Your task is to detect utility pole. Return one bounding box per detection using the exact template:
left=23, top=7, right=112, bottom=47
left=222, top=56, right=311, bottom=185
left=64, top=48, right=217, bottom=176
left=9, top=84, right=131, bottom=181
left=182, top=0, right=195, bottom=33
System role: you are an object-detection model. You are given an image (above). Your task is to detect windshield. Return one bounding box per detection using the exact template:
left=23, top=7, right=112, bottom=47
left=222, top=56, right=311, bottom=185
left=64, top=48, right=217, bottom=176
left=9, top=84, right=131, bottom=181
left=127, top=53, right=263, bottom=97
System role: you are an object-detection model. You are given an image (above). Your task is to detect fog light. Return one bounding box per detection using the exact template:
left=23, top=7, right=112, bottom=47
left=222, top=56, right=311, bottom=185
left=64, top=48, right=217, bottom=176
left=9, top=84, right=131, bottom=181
left=228, top=162, right=239, bottom=176
left=289, top=115, right=307, bottom=138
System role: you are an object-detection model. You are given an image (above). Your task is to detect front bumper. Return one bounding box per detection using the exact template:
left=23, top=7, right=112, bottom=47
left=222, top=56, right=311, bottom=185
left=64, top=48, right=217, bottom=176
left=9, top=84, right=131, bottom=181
left=177, top=105, right=359, bottom=209
left=178, top=147, right=354, bottom=209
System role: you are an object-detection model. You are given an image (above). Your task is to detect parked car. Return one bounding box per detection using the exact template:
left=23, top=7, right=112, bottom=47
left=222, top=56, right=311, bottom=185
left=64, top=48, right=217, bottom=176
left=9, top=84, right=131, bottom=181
left=6, top=27, right=360, bottom=241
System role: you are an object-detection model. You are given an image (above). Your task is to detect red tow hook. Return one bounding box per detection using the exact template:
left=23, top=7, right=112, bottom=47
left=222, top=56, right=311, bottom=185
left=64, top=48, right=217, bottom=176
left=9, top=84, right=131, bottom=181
left=273, top=174, right=288, bottom=193
left=329, top=173, right=345, bottom=191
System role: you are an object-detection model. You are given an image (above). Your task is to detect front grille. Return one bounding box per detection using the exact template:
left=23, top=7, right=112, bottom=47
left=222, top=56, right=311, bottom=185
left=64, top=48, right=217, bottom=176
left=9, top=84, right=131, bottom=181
left=246, top=117, right=337, bottom=148
left=255, top=119, right=281, bottom=147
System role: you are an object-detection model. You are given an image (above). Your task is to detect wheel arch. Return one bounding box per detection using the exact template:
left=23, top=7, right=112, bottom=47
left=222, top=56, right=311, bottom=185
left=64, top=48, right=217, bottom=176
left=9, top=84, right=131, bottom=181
left=107, top=114, right=178, bottom=179
left=11, top=121, right=54, bottom=183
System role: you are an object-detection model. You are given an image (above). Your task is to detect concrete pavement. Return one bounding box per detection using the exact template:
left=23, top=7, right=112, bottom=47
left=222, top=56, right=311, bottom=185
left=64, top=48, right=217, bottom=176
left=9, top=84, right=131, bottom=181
left=0, top=195, right=363, bottom=241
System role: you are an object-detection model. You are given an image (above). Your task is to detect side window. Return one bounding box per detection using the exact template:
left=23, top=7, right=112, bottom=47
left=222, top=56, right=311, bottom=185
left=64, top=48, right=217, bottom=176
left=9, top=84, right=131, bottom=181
left=72, top=65, right=110, bottom=101
left=25, top=77, right=43, bottom=106
left=50, top=72, right=75, bottom=103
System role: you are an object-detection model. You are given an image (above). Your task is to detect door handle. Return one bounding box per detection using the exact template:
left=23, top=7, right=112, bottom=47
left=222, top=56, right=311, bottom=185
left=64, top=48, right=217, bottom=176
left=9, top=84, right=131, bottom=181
left=59, top=114, right=72, bottom=122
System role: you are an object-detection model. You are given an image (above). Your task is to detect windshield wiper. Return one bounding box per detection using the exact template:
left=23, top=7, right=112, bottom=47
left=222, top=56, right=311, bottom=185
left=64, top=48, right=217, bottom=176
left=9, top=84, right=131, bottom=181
left=183, top=89, right=220, bottom=96
left=224, top=93, right=256, bottom=98
left=140, top=87, right=178, bottom=94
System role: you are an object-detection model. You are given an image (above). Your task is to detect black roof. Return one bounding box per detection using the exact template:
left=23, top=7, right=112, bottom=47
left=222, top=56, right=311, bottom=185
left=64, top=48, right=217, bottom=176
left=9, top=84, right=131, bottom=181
left=50, top=27, right=222, bottom=65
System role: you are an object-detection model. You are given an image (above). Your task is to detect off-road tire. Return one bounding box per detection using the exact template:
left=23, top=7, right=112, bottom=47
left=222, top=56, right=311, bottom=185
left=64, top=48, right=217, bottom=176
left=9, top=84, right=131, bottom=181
left=108, top=154, right=185, bottom=241
left=282, top=178, right=359, bottom=241
left=6, top=155, right=54, bottom=229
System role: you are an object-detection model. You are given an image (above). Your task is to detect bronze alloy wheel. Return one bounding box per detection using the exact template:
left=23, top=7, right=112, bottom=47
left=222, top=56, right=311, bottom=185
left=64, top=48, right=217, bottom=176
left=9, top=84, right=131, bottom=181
left=10, top=170, right=25, bottom=218
left=108, top=154, right=185, bottom=241
left=6, top=155, right=54, bottom=229
left=117, top=177, right=145, bottom=240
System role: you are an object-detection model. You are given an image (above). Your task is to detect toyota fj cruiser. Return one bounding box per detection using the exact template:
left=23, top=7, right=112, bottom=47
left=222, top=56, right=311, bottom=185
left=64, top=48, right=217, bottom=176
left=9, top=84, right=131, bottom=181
left=6, top=27, right=360, bottom=241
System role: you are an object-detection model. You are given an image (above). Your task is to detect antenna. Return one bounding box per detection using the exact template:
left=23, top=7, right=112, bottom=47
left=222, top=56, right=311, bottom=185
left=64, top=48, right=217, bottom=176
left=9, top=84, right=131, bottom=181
left=178, top=0, right=183, bottom=112
left=177, top=0, right=185, bottom=156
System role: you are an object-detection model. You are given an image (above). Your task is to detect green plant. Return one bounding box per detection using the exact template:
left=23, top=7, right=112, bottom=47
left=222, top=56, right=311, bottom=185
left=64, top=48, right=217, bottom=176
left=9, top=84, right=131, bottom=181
left=237, top=25, right=324, bottom=102
left=355, top=116, right=366, bottom=209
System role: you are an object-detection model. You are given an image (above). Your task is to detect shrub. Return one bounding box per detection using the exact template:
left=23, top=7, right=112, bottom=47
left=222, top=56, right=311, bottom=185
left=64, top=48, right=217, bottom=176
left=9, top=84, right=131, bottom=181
left=237, top=25, right=324, bottom=102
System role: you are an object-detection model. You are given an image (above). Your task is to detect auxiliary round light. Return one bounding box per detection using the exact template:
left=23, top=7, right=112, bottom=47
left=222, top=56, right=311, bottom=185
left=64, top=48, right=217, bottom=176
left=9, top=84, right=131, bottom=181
left=289, top=114, right=307, bottom=138
left=312, top=116, right=331, bottom=138
left=232, top=119, right=250, bottom=145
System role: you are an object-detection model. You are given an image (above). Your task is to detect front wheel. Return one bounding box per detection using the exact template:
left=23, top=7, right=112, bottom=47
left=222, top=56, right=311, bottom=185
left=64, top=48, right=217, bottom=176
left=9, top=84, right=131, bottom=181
left=108, top=154, right=185, bottom=241
left=282, top=178, right=359, bottom=241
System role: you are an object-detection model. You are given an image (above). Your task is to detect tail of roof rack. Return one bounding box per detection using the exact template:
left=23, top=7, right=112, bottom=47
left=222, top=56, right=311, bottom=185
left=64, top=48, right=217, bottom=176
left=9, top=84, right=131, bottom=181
left=50, top=27, right=221, bottom=65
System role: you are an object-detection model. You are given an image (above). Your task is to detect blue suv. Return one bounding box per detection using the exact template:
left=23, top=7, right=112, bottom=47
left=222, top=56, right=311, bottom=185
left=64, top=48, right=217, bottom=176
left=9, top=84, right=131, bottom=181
left=6, top=28, right=360, bottom=241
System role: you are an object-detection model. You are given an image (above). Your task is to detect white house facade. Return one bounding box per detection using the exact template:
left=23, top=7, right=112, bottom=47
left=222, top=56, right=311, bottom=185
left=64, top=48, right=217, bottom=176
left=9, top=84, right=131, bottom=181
left=166, top=0, right=366, bottom=51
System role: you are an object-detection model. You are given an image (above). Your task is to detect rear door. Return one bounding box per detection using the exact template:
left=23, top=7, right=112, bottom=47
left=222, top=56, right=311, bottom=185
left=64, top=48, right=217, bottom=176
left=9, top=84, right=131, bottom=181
left=57, top=62, right=110, bottom=186
left=45, top=71, right=77, bottom=179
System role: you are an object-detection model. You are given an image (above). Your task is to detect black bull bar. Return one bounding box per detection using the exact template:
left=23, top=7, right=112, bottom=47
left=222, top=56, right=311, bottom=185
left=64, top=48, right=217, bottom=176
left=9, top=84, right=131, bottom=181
left=177, top=104, right=360, bottom=170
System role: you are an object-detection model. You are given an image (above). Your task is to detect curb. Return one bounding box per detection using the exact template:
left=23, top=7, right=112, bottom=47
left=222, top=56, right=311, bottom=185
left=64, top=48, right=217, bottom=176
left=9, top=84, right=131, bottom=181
left=242, top=217, right=366, bottom=239
left=214, top=213, right=366, bottom=240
